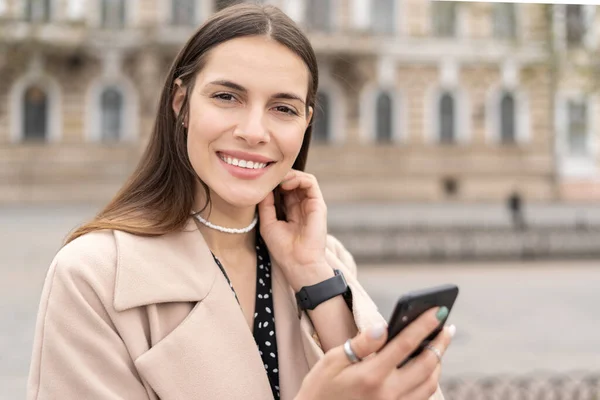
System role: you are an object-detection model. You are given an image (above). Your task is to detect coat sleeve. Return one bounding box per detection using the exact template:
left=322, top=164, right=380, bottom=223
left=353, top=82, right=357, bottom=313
left=299, top=235, right=445, bottom=400
left=324, top=235, right=387, bottom=331
left=299, top=235, right=386, bottom=366
left=27, top=251, right=150, bottom=400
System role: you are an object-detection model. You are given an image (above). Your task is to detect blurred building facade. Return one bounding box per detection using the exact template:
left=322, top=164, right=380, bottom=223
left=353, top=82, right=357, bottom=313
left=0, top=0, right=598, bottom=204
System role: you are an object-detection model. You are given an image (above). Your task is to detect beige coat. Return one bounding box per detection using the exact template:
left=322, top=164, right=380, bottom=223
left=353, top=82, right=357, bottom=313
left=27, top=218, right=444, bottom=400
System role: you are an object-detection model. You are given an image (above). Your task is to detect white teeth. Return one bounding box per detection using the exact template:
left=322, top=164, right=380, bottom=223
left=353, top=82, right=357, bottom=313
left=219, top=154, right=269, bottom=170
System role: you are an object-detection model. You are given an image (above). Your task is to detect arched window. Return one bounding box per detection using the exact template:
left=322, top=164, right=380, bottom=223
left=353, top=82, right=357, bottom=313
left=313, top=91, right=331, bottom=143
left=493, top=3, right=516, bottom=39
left=439, top=92, right=455, bottom=144
left=172, top=0, right=195, bottom=26
left=500, top=92, right=516, bottom=144
left=567, top=99, right=588, bottom=156
left=432, top=1, right=456, bottom=37
left=372, top=0, right=395, bottom=34
left=375, top=91, right=393, bottom=142
left=101, top=87, right=123, bottom=141
left=306, top=0, right=331, bottom=32
left=24, top=0, right=51, bottom=22
left=23, top=85, right=48, bottom=141
left=101, top=0, right=125, bottom=29
left=566, top=5, right=585, bottom=46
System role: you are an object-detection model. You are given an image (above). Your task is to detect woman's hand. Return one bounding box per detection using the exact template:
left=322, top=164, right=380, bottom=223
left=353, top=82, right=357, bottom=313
left=295, top=308, right=455, bottom=400
left=258, top=170, right=330, bottom=291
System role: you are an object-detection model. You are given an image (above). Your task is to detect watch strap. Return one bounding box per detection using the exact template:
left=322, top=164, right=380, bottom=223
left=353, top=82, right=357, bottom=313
left=295, top=269, right=351, bottom=311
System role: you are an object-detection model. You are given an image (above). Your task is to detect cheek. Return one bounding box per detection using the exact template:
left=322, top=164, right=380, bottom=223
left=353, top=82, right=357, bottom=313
left=189, top=108, right=230, bottom=143
left=275, top=123, right=307, bottom=163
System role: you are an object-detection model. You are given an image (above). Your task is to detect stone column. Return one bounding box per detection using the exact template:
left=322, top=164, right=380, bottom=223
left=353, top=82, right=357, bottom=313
left=135, top=47, right=162, bottom=145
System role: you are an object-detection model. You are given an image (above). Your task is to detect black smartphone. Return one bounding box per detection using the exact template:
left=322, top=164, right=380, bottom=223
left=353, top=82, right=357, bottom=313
left=386, top=284, right=459, bottom=366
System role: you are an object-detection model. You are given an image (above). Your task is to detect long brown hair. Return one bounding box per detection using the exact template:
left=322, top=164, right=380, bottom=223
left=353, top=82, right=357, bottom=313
left=66, top=4, right=319, bottom=244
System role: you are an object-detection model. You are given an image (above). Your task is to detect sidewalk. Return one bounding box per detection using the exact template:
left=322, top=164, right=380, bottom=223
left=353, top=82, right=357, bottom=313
left=1, top=204, right=599, bottom=399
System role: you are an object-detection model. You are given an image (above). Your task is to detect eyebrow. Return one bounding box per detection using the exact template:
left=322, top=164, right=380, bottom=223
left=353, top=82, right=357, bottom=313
left=207, top=79, right=306, bottom=105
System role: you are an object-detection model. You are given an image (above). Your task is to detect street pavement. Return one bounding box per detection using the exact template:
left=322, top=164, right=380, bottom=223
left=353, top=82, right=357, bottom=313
left=1, top=204, right=599, bottom=399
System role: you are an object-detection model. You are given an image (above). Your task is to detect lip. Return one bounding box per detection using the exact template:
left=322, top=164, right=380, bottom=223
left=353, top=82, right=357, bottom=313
left=216, top=152, right=273, bottom=180
left=217, top=150, right=275, bottom=164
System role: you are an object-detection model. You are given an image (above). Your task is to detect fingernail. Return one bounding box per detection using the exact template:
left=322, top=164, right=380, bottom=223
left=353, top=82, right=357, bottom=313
left=369, top=323, right=386, bottom=339
left=436, top=306, right=449, bottom=322
left=447, top=324, right=457, bottom=338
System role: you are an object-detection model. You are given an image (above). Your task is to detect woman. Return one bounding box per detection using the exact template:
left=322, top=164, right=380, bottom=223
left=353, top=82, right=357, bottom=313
left=27, top=4, right=453, bottom=400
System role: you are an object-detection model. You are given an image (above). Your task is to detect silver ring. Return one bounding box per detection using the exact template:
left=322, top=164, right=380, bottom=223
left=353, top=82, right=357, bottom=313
left=425, top=344, right=443, bottom=363
left=343, top=339, right=362, bottom=364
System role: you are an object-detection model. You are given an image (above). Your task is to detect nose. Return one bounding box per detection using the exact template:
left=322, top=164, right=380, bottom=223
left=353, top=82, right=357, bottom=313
left=233, top=107, right=270, bottom=146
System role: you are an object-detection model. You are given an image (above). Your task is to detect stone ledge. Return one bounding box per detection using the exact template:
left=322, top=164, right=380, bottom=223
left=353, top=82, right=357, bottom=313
left=330, top=226, right=600, bottom=263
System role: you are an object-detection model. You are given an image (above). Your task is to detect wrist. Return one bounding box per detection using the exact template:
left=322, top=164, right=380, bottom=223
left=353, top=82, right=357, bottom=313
left=287, top=261, right=334, bottom=293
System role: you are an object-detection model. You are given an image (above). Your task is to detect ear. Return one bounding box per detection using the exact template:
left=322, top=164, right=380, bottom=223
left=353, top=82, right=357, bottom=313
left=306, top=105, right=314, bottom=127
left=172, top=78, right=187, bottom=123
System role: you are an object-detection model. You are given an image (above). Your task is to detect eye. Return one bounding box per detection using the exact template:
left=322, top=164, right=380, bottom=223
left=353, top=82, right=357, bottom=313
left=274, top=105, right=299, bottom=116
left=213, top=93, right=237, bottom=102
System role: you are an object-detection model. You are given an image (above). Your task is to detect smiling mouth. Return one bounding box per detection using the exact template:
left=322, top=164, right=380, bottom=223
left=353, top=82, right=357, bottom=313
left=217, top=153, right=274, bottom=170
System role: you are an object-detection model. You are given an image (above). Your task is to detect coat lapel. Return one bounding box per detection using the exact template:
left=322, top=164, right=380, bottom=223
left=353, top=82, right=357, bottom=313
left=133, top=270, right=274, bottom=399
left=111, top=218, right=315, bottom=400
left=112, top=219, right=274, bottom=399
left=112, top=218, right=216, bottom=312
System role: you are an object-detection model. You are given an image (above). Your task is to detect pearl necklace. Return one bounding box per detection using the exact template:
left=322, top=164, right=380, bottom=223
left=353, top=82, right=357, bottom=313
left=193, top=213, right=258, bottom=234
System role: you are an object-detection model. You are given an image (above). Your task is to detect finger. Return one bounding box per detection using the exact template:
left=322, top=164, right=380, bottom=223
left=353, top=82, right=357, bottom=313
left=279, top=172, right=323, bottom=202
left=258, top=191, right=277, bottom=226
left=420, top=324, right=454, bottom=364
left=369, top=307, right=443, bottom=375
left=392, top=325, right=454, bottom=395
left=282, top=169, right=296, bottom=181
left=398, top=364, right=442, bottom=400
left=328, top=323, right=388, bottom=371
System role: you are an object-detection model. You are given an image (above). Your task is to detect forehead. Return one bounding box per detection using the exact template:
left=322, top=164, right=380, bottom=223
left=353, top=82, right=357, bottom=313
left=196, top=36, right=310, bottom=96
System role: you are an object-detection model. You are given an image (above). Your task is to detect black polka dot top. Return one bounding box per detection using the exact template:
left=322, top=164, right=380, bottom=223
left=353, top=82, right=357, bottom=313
left=211, top=233, right=281, bottom=400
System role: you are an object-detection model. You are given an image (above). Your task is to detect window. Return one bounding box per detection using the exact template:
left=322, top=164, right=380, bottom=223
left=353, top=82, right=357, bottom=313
left=371, top=0, right=395, bottom=35
left=375, top=91, right=393, bottom=142
left=493, top=3, right=516, bottom=39
left=101, top=87, right=123, bottom=141
left=305, top=0, right=331, bottom=32
left=172, top=0, right=195, bottom=26
left=566, top=5, right=585, bottom=46
left=432, top=1, right=456, bottom=37
left=567, top=100, right=588, bottom=156
left=24, top=0, right=51, bottom=22
left=500, top=92, right=516, bottom=144
left=439, top=92, right=455, bottom=144
left=101, top=0, right=125, bottom=29
left=313, top=91, right=331, bottom=142
left=23, top=85, right=48, bottom=141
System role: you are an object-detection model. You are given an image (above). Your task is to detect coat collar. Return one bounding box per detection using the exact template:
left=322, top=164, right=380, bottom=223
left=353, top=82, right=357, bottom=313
left=112, top=218, right=217, bottom=312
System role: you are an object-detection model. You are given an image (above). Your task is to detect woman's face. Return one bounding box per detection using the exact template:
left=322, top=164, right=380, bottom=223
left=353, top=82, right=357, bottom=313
left=174, top=35, right=313, bottom=210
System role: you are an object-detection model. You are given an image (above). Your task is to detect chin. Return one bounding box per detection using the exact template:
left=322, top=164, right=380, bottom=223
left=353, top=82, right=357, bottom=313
left=213, top=187, right=270, bottom=209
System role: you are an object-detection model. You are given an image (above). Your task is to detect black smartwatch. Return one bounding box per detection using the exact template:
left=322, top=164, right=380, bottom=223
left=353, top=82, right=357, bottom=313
left=295, top=269, right=352, bottom=311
